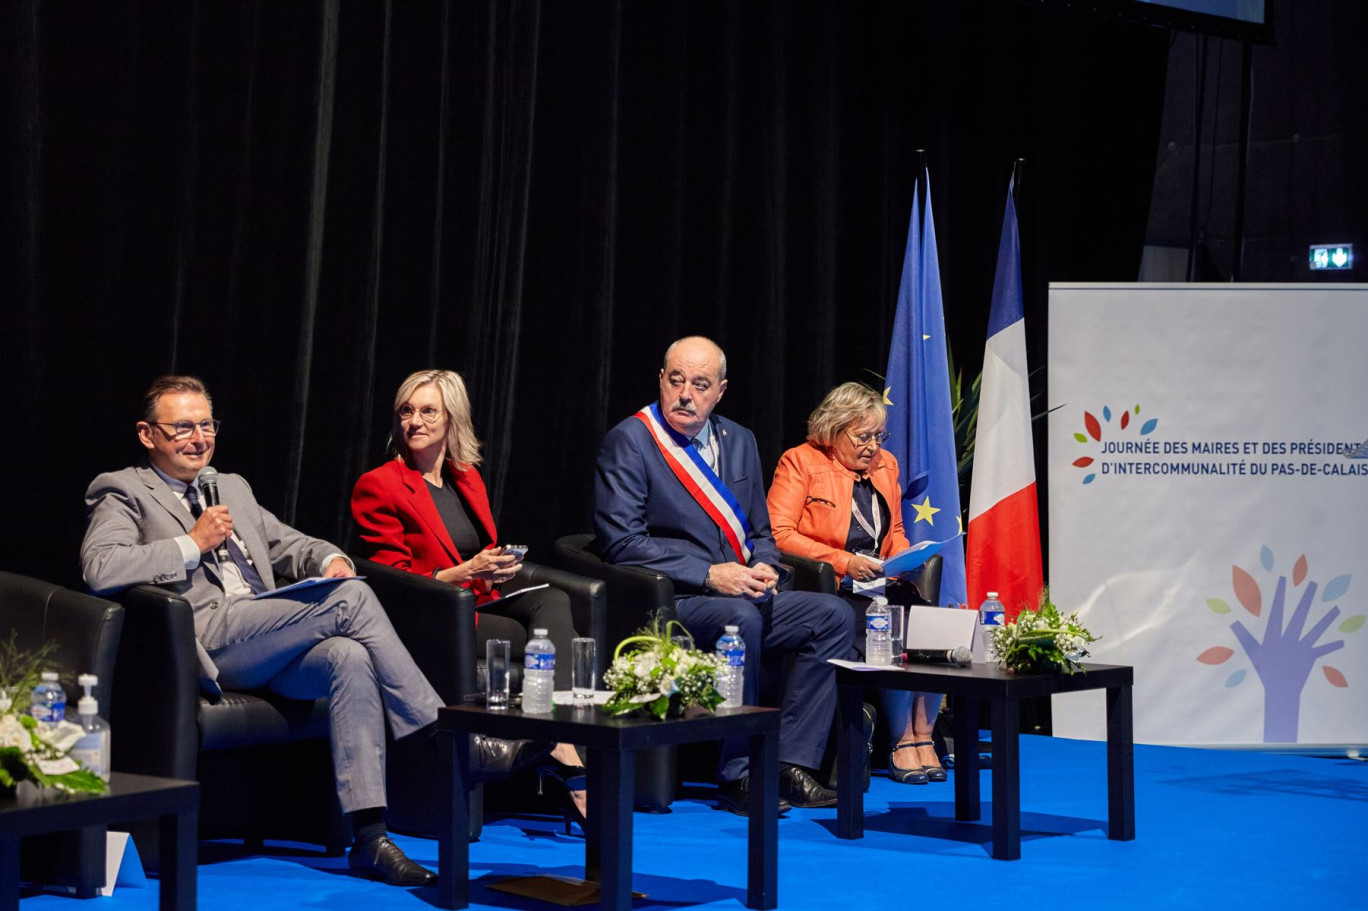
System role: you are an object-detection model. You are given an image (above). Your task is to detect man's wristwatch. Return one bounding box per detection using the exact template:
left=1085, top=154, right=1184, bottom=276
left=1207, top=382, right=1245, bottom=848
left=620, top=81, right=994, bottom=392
left=703, top=567, right=713, bottom=593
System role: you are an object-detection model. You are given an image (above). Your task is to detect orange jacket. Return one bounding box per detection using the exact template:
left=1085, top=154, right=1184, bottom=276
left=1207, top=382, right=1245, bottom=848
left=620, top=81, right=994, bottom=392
left=767, top=442, right=910, bottom=582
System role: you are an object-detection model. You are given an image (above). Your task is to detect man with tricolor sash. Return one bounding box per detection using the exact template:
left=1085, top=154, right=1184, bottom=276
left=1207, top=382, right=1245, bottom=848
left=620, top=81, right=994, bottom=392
left=594, top=336, right=854, bottom=814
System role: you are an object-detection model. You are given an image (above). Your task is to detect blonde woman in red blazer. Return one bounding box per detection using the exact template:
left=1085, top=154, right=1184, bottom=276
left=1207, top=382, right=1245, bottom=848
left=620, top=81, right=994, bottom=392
left=767, top=382, right=946, bottom=784
left=352, top=369, right=586, bottom=821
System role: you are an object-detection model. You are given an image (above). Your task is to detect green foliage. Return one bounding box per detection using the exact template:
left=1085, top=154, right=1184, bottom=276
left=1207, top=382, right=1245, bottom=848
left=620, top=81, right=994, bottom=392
left=988, top=587, right=1098, bottom=675
left=947, top=345, right=982, bottom=489
left=602, top=614, right=725, bottom=719
left=0, top=632, right=56, bottom=710
left=0, top=636, right=108, bottom=795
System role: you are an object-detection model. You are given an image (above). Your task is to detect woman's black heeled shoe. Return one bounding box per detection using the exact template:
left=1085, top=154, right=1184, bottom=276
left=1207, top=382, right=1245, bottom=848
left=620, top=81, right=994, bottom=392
left=888, top=741, right=930, bottom=785
left=538, top=763, right=588, bottom=836
left=911, top=740, right=948, bottom=782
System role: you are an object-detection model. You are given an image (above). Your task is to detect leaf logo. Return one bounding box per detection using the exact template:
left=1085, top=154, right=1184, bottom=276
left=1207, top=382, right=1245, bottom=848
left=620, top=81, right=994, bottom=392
left=1200, top=546, right=1361, bottom=743
left=1071, top=404, right=1158, bottom=485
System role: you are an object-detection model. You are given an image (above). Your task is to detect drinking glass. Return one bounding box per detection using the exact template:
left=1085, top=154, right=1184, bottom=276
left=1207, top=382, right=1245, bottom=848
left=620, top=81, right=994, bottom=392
left=888, top=604, right=906, bottom=666
left=571, top=637, right=597, bottom=705
left=486, top=639, right=511, bottom=710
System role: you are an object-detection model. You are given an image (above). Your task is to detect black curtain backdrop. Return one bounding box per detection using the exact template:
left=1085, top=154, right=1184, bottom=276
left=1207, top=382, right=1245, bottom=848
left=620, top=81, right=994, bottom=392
left=1, top=0, right=1168, bottom=588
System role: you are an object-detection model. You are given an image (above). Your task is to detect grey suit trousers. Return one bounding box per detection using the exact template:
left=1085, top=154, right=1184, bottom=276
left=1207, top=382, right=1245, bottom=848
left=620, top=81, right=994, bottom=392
left=206, top=578, right=443, bottom=814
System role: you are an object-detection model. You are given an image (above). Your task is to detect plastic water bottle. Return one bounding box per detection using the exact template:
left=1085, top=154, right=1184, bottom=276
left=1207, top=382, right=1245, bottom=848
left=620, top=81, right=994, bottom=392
left=522, top=629, right=556, bottom=714
left=30, top=670, right=66, bottom=728
left=865, top=596, right=893, bottom=666
left=977, top=592, right=1006, bottom=663
left=715, top=625, right=745, bottom=708
left=70, top=674, right=111, bottom=781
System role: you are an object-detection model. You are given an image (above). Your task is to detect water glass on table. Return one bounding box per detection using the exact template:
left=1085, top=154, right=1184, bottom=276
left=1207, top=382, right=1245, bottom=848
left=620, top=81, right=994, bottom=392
left=571, top=637, right=597, bottom=705
left=486, top=638, right=511, bottom=710
left=888, top=604, right=906, bottom=665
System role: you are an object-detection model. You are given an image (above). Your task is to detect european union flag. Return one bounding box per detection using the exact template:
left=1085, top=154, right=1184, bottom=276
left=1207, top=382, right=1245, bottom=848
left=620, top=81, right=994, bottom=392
left=883, top=170, right=967, bottom=605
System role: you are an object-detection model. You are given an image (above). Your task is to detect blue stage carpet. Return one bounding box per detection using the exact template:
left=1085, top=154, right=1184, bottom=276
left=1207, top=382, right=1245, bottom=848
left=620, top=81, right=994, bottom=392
left=22, top=735, right=1364, bottom=909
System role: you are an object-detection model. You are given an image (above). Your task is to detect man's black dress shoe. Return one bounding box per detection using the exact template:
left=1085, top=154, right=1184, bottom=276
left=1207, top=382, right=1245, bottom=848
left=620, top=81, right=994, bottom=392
left=778, top=763, right=838, bottom=808
left=468, top=735, right=555, bottom=784
left=348, top=836, right=437, bottom=887
left=715, top=776, right=793, bottom=817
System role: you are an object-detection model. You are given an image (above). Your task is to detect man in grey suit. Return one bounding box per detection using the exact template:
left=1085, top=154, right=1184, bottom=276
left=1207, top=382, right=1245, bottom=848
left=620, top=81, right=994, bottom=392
left=82, top=374, right=444, bottom=886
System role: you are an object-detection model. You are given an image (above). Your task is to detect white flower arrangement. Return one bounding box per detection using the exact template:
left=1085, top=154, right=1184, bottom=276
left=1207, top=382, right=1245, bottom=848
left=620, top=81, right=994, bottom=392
left=987, top=588, right=1098, bottom=676
left=0, top=637, right=106, bottom=795
left=602, top=617, right=725, bottom=719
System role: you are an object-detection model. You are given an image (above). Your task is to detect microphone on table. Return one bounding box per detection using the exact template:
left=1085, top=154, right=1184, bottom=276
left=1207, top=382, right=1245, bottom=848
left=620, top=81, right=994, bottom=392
left=195, top=467, right=233, bottom=566
left=904, top=646, right=973, bottom=667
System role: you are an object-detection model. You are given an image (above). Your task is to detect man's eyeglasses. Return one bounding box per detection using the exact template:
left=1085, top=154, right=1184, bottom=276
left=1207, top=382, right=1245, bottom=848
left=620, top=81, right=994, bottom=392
left=149, top=419, right=221, bottom=440
left=397, top=405, right=443, bottom=424
left=845, top=429, right=890, bottom=447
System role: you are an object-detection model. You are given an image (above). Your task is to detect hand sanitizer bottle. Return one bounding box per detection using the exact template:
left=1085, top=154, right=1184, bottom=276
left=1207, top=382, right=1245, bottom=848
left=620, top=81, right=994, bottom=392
left=70, top=674, right=111, bottom=781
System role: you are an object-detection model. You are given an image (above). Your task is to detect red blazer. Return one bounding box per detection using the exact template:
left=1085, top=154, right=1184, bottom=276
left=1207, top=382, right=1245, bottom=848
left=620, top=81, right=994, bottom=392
left=767, top=442, right=910, bottom=582
left=351, top=457, right=502, bottom=604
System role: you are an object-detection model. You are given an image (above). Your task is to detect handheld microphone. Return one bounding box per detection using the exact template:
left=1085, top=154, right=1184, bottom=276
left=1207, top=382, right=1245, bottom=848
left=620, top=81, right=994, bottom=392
left=904, top=645, right=973, bottom=667
left=195, top=467, right=232, bottom=566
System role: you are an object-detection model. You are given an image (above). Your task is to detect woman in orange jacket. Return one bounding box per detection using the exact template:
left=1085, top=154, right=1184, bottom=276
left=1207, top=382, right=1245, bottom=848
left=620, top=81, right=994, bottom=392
left=767, top=382, right=945, bottom=784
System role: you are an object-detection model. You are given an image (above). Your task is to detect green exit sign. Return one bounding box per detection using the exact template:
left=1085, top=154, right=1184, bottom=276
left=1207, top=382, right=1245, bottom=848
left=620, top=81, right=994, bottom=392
left=1309, top=244, right=1353, bottom=271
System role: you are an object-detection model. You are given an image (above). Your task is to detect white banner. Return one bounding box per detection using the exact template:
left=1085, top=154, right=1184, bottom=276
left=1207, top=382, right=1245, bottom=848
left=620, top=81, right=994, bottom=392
left=1048, top=283, right=1368, bottom=747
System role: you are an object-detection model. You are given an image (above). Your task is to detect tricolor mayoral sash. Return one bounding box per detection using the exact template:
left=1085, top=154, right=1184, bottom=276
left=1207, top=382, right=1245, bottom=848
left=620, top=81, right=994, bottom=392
left=634, top=403, right=754, bottom=564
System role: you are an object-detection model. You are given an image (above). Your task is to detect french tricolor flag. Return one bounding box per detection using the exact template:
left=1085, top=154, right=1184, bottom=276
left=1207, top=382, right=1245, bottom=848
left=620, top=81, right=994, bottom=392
left=966, top=175, right=1043, bottom=620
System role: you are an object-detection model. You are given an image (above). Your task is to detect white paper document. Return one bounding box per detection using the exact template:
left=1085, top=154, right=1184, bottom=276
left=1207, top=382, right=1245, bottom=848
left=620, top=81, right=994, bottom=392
left=828, top=658, right=899, bottom=672
left=486, top=583, right=550, bottom=605
left=251, top=575, right=361, bottom=600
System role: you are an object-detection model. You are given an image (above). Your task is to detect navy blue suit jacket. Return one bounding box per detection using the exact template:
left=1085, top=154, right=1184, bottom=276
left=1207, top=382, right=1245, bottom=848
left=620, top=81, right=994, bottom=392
left=594, top=408, right=782, bottom=594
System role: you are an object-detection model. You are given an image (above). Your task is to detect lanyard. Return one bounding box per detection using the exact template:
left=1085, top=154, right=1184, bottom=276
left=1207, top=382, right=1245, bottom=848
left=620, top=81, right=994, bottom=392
left=850, top=480, right=882, bottom=545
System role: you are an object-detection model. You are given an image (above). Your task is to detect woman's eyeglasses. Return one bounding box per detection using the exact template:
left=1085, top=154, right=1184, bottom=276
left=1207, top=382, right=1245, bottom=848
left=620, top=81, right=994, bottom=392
left=845, top=429, right=890, bottom=446
left=397, top=405, right=443, bottom=424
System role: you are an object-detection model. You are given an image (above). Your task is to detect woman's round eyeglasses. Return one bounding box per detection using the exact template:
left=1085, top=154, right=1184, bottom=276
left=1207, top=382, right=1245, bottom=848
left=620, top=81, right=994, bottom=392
left=397, top=405, right=443, bottom=424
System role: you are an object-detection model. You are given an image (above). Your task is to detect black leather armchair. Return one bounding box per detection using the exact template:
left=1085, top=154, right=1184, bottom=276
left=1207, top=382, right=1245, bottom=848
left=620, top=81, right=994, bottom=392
left=889, top=553, right=944, bottom=608
left=779, top=551, right=944, bottom=607
left=0, top=571, right=124, bottom=895
left=470, top=560, right=609, bottom=689
left=779, top=552, right=837, bottom=594
left=108, top=584, right=347, bottom=867
left=550, top=535, right=671, bottom=659
left=110, top=557, right=514, bottom=854
left=551, top=533, right=677, bottom=811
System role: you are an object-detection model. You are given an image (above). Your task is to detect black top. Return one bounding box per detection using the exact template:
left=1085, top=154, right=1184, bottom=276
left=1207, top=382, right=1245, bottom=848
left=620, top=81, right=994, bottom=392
left=427, top=477, right=489, bottom=557
left=845, top=477, right=889, bottom=554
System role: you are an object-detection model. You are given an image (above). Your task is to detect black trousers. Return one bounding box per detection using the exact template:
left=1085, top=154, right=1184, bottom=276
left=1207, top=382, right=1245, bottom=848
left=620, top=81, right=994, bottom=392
left=476, top=585, right=577, bottom=689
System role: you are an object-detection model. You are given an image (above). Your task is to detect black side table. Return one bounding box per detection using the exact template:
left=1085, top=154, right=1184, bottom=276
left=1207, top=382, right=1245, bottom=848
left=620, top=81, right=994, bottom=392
left=437, top=703, right=780, bottom=911
left=835, top=661, right=1134, bottom=860
left=0, top=772, right=198, bottom=911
